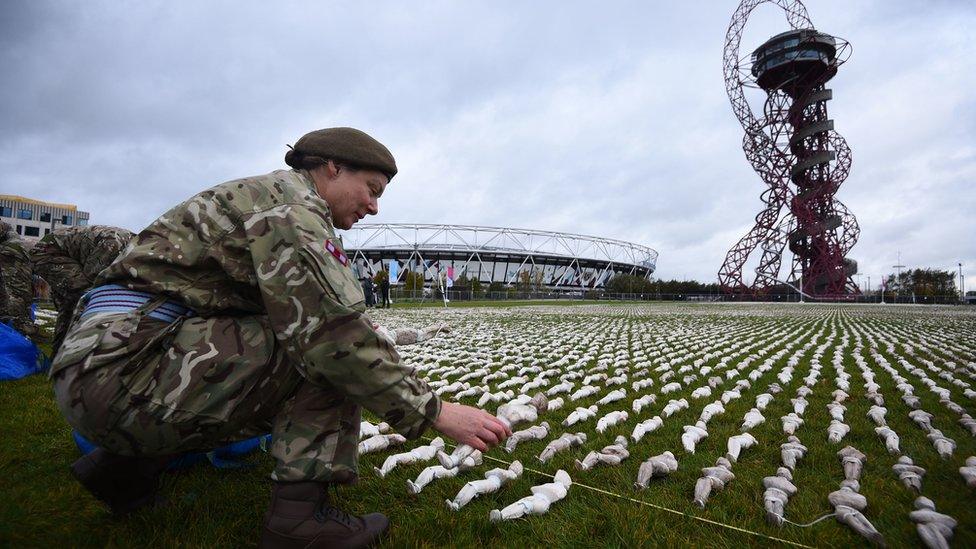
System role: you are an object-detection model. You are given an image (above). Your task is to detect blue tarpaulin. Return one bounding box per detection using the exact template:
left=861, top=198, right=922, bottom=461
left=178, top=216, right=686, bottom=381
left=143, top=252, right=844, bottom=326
left=72, top=431, right=273, bottom=470
left=0, top=321, right=48, bottom=380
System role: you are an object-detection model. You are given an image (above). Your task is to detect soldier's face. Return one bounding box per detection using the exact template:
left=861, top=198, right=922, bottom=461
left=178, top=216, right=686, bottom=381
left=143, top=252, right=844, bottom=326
left=319, top=164, right=388, bottom=230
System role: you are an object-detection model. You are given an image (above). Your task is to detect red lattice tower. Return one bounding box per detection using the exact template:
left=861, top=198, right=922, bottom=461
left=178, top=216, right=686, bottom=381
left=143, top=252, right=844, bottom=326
left=719, top=0, right=859, bottom=298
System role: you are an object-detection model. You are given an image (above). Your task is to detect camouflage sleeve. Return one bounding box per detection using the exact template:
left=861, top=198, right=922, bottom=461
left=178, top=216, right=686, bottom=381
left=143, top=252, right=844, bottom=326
left=244, top=203, right=441, bottom=439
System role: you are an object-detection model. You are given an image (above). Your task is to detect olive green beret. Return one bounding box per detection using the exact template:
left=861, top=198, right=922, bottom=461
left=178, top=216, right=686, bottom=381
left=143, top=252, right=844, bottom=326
left=285, top=127, right=397, bottom=180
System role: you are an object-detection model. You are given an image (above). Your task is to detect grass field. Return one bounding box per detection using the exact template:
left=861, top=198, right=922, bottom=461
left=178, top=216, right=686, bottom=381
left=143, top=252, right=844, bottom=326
left=1, top=302, right=974, bottom=547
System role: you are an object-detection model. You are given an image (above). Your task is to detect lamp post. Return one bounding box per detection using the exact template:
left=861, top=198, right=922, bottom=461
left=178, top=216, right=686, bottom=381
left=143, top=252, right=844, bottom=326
left=960, top=263, right=965, bottom=302
left=892, top=251, right=906, bottom=303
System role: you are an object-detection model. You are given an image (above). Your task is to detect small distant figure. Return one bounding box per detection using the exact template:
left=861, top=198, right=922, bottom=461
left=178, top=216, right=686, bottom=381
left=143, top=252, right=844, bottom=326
left=378, top=269, right=391, bottom=308
left=361, top=276, right=376, bottom=308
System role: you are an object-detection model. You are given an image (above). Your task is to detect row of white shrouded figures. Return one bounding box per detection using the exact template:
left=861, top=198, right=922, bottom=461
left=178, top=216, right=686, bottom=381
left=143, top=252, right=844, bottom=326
left=377, top=309, right=974, bottom=544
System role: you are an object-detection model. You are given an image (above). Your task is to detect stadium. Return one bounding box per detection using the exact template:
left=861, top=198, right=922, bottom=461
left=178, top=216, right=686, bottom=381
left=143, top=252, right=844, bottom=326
left=340, top=223, right=658, bottom=291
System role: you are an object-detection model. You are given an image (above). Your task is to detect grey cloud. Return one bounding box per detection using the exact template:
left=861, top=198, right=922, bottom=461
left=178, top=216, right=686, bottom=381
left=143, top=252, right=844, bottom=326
left=1, top=0, right=974, bottom=283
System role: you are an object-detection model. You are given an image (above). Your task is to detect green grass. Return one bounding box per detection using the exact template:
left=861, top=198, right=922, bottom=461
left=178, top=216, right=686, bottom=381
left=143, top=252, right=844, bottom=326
left=1, top=303, right=974, bottom=547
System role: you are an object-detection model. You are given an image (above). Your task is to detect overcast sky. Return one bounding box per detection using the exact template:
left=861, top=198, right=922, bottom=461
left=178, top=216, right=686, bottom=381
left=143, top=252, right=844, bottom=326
left=2, top=0, right=974, bottom=285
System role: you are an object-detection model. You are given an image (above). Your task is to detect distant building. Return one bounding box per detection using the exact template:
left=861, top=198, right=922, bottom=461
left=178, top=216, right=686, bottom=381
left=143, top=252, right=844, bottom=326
left=0, top=195, right=90, bottom=242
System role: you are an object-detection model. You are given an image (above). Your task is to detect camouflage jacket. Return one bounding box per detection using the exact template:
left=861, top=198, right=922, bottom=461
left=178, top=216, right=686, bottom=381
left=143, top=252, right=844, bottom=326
left=31, top=225, right=134, bottom=292
left=0, top=220, right=31, bottom=277
left=97, top=169, right=441, bottom=438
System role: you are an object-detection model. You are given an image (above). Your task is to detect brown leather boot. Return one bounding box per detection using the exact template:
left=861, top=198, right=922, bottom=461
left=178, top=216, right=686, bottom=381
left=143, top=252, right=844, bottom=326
left=260, top=481, right=389, bottom=549
left=70, top=448, right=170, bottom=515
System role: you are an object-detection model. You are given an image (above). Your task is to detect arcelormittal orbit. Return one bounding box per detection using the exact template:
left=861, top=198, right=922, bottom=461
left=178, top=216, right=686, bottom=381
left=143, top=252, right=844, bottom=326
left=719, top=0, right=859, bottom=297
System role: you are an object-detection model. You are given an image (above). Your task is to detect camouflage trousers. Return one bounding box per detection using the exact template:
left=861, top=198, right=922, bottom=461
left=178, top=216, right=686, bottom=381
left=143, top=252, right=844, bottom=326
left=52, top=301, right=363, bottom=484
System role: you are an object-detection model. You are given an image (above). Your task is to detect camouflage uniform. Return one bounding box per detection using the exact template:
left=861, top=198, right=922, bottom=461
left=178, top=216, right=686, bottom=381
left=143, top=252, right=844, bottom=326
left=0, top=221, right=36, bottom=335
left=30, top=225, right=134, bottom=353
left=51, top=169, right=441, bottom=484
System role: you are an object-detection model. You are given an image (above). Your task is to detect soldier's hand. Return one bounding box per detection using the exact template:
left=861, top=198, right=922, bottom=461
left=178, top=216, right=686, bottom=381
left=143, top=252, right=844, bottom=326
left=433, top=401, right=512, bottom=452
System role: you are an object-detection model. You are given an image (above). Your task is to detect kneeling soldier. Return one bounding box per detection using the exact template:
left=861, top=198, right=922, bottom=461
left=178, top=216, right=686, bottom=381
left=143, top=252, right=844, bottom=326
left=52, top=127, right=510, bottom=548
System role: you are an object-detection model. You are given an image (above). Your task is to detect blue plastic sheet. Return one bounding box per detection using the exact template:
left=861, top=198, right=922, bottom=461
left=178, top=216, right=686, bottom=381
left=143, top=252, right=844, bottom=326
left=72, top=431, right=272, bottom=470
left=0, top=321, right=48, bottom=380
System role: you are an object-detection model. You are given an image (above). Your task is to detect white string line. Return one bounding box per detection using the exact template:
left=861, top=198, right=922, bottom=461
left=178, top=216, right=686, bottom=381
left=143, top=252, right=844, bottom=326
left=422, top=437, right=815, bottom=549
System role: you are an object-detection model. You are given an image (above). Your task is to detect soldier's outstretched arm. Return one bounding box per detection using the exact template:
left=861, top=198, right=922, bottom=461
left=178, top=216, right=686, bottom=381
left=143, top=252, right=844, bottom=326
left=245, top=201, right=441, bottom=439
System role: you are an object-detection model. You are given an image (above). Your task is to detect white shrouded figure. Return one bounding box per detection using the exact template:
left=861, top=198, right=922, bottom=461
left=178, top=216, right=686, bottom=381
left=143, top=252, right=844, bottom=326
left=563, top=406, right=598, bottom=427
left=478, top=390, right=514, bottom=407
left=867, top=405, right=887, bottom=426
left=828, top=420, right=850, bottom=444
left=726, top=433, right=758, bottom=462
left=634, top=451, right=678, bottom=489
left=505, top=422, right=550, bottom=453
left=721, top=389, right=741, bottom=404
left=838, top=446, right=867, bottom=481
left=763, top=467, right=797, bottom=526
left=358, top=433, right=407, bottom=455
left=374, top=437, right=445, bottom=477
left=781, top=413, right=804, bottom=435
left=699, top=401, right=725, bottom=423
left=489, top=470, right=572, bottom=522
left=927, top=431, right=956, bottom=459
left=961, top=456, right=976, bottom=488
left=446, top=460, right=524, bottom=511
left=547, top=397, right=564, bottom=411
left=546, top=381, right=574, bottom=396
left=538, top=432, right=587, bottom=463
left=781, top=436, right=807, bottom=470
left=661, top=382, right=682, bottom=394
left=693, top=457, right=734, bottom=508
left=407, top=451, right=483, bottom=494
left=597, top=389, right=626, bottom=405
left=438, top=444, right=480, bottom=469
left=827, top=402, right=846, bottom=421
left=959, top=415, right=976, bottom=436
left=682, top=422, right=709, bottom=454
left=375, top=322, right=450, bottom=346
left=570, top=385, right=599, bottom=401
left=575, top=436, right=629, bottom=470
left=828, top=483, right=885, bottom=546
left=875, top=426, right=900, bottom=455
left=496, top=393, right=548, bottom=429
left=910, top=497, right=956, bottom=549
left=632, top=394, right=656, bottom=414
left=909, top=410, right=934, bottom=432
left=596, top=410, right=629, bottom=433
left=662, top=398, right=688, bottom=418
left=893, top=455, right=925, bottom=494
left=359, top=420, right=392, bottom=439
left=632, top=416, right=663, bottom=442
left=791, top=397, right=808, bottom=416
left=741, top=408, right=765, bottom=431
left=755, top=393, right=773, bottom=411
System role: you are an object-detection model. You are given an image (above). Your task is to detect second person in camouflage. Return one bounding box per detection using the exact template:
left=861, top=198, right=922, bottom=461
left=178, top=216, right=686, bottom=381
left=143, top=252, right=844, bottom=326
left=30, top=225, right=134, bottom=354
left=0, top=220, right=37, bottom=337
left=52, top=127, right=510, bottom=549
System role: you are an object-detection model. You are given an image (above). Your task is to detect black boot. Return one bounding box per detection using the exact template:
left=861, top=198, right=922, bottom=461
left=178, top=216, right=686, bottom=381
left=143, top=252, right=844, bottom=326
left=70, top=448, right=169, bottom=515
left=261, top=481, right=389, bottom=549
